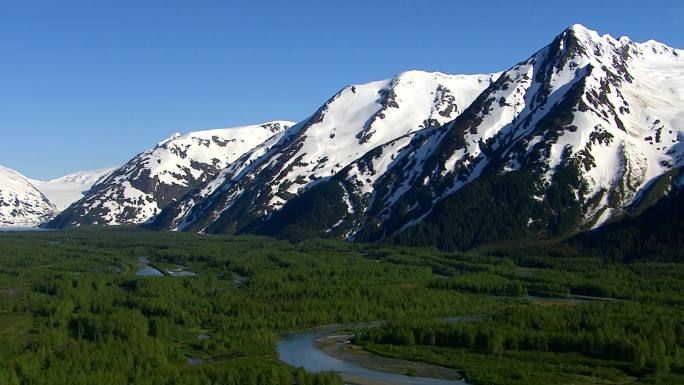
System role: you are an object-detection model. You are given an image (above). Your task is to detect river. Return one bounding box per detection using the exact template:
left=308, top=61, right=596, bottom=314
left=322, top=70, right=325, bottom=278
left=277, top=295, right=611, bottom=385
left=278, top=325, right=468, bottom=385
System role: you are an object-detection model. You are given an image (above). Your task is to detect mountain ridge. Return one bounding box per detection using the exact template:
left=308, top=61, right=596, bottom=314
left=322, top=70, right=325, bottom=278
left=45, top=121, right=294, bottom=228
left=251, top=24, right=684, bottom=248
left=5, top=24, right=680, bottom=252
left=149, top=70, right=500, bottom=234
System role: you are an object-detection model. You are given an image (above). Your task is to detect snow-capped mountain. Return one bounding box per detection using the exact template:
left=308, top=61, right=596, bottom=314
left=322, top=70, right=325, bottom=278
left=40, top=25, right=684, bottom=251
left=255, top=24, right=684, bottom=248
left=46, top=121, right=293, bottom=227
left=29, top=166, right=118, bottom=211
left=148, top=71, right=499, bottom=233
left=0, top=165, right=56, bottom=227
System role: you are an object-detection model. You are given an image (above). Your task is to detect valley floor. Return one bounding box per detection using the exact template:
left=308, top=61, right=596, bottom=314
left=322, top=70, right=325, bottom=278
left=0, top=227, right=682, bottom=385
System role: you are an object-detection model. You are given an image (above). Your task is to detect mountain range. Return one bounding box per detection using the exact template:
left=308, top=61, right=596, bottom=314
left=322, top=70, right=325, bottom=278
left=2, top=24, right=683, bottom=251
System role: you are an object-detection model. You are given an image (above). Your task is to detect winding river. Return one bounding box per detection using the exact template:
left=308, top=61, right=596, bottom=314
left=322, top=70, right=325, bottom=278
left=277, top=296, right=608, bottom=385
left=278, top=325, right=468, bottom=385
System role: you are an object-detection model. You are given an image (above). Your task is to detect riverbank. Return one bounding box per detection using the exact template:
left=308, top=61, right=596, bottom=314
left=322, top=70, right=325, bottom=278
left=277, top=296, right=621, bottom=385
left=315, top=333, right=463, bottom=382
left=278, top=325, right=467, bottom=385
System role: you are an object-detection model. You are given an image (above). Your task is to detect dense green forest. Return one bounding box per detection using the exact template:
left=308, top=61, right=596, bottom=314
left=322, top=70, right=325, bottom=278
left=0, top=227, right=683, bottom=384
left=355, top=302, right=684, bottom=385
left=573, top=189, right=684, bottom=262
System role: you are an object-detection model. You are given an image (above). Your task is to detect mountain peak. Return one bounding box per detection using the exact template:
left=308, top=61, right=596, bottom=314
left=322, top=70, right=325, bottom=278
left=157, top=132, right=182, bottom=147
left=561, top=24, right=608, bottom=51
left=565, top=23, right=602, bottom=39
left=567, top=23, right=592, bottom=34
left=562, top=24, right=681, bottom=56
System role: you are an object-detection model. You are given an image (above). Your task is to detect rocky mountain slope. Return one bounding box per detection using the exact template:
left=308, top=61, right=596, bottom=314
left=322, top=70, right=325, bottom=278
left=46, top=121, right=293, bottom=227
left=0, top=165, right=56, bottom=227
left=149, top=71, right=499, bottom=233
left=256, top=25, right=684, bottom=248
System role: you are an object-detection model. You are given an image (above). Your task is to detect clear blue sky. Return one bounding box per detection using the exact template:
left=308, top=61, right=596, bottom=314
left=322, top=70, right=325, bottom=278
left=2, top=0, right=682, bottom=179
